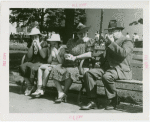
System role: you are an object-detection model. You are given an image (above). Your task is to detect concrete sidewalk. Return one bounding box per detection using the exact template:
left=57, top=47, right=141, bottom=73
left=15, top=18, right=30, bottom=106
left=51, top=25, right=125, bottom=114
left=9, top=82, right=143, bottom=113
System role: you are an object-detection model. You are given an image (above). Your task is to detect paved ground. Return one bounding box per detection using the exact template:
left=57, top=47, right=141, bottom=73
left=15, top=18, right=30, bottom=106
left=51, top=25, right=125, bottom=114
left=9, top=82, right=143, bottom=113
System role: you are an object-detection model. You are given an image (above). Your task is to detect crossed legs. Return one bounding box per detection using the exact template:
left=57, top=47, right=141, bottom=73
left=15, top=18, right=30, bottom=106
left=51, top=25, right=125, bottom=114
left=81, top=68, right=119, bottom=110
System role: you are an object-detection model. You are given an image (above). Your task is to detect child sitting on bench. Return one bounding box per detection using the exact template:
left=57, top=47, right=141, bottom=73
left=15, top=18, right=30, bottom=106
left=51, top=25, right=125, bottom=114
left=32, top=33, right=66, bottom=97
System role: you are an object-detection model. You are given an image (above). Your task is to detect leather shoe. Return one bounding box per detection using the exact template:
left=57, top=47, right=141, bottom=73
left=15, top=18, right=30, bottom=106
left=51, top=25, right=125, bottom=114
left=105, top=102, right=115, bottom=110
left=55, top=93, right=67, bottom=103
left=25, top=86, right=36, bottom=96
left=80, top=101, right=97, bottom=110
left=25, top=86, right=34, bottom=96
left=105, top=95, right=120, bottom=110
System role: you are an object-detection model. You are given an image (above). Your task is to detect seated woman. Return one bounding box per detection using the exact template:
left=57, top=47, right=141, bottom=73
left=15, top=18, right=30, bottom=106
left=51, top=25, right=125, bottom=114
left=19, top=27, right=48, bottom=96
left=32, top=34, right=66, bottom=97
left=49, top=23, right=95, bottom=103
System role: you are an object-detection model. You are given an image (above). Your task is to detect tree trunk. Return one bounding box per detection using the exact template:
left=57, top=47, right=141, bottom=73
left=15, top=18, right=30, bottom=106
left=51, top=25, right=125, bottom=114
left=99, top=9, right=104, bottom=45
left=64, top=9, right=75, bottom=44
left=40, top=8, right=44, bottom=33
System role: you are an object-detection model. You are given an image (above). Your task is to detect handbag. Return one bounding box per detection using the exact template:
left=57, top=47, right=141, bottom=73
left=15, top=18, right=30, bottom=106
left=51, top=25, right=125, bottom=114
left=62, top=59, right=78, bottom=67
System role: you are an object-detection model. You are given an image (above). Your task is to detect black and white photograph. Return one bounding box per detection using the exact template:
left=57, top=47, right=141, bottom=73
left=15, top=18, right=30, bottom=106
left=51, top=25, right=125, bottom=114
left=9, top=8, right=143, bottom=113
left=0, top=1, right=149, bottom=121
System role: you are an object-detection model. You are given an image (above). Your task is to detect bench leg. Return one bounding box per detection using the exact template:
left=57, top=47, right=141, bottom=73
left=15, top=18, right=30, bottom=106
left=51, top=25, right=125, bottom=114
left=77, top=79, right=84, bottom=105
left=20, top=80, right=25, bottom=94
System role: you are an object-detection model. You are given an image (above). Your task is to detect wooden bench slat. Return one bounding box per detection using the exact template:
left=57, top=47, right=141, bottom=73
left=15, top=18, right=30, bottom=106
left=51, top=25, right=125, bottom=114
left=132, top=55, right=143, bottom=60
left=133, top=48, right=143, bottom=52
left=116, top=80, right=142, bottom=84
left=96, top=80, right=142, bottom=91
left=94, top=48, right=143, bottom=52
left=131, top=62, right=143, bottom=68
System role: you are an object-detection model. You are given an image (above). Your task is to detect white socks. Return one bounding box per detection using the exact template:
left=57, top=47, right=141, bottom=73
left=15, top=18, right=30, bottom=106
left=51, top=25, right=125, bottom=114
left=58, top=92, right=65, bottom=98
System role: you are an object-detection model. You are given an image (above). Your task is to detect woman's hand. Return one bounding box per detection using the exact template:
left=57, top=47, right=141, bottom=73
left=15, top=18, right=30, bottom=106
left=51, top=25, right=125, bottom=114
left=53, top=47, right=58, bottom=55
left=51, top=47, right=58, bottom=58
left=64, top=54, right=70, bottom=59
left=65, top=54, right=77, bottom=61
left=31, top=40, right=36, bottom=48
left=36, top=39, right=41, bottom=48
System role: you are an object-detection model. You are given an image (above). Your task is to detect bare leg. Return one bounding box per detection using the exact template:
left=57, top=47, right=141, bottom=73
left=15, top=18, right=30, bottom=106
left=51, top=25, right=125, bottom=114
left=37, top=67, right=43, bottom=89
left=42, top=69, right=50, bottom=87
left=31, top=68, right=45, bottom=96
left=53, top=79, right=64, bottom=98
left=37, top=64, right=50, bottom=88
left=64, top=78, right=73, bottom=94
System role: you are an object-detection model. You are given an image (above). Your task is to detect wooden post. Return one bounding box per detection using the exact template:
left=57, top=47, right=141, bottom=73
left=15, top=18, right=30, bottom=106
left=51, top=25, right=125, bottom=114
left=40, top=8, right=44, bottom=33
left=64, top=9, right=75, bottom=44
left=99, top=9, right=104, bottom=45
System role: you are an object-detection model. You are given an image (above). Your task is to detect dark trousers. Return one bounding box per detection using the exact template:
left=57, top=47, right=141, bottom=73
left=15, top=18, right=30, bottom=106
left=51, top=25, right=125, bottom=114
left=83, top=68, right=118, bottom=100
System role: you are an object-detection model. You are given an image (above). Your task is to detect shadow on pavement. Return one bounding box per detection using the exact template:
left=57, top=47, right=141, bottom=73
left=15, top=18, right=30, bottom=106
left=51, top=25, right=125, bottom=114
left=9, top=83, right=143, bottom=113
left=9, top=84, right=84, bottom=107
left=115, top=103, right=143, bottom=113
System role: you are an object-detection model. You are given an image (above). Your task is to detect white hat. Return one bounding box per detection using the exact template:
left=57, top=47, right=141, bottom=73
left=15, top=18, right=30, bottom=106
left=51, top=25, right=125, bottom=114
left=28, top=27, right=43, bottom=36
left=47, top=34, right=61, bottom=42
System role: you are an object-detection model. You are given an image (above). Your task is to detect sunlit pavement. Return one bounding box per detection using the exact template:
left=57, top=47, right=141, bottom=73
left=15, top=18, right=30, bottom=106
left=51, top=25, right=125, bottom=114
left=9, top=82, right=142, bottom=113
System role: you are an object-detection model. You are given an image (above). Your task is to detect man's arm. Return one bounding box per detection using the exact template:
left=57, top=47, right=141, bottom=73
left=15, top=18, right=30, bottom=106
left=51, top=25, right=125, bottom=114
left=108, top=40, right=133, bottom=58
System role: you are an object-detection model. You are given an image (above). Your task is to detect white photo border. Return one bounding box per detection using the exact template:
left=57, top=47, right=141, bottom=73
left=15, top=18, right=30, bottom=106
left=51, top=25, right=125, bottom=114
left=0, top=1, right=149, bottom=121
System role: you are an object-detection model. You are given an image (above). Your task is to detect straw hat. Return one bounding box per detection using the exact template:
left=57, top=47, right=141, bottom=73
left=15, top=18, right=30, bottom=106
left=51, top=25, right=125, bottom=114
left=105, top=20, right=124, bottom=30
left=28, top=27, right=43, bottom=36
left=47, top=34, right=61, bottom=42
left=74, top=23, right=91, bottom=33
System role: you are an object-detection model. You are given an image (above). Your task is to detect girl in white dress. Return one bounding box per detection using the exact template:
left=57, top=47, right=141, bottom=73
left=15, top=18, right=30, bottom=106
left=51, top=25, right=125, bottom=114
left=32, top=34, right=66, bottom=97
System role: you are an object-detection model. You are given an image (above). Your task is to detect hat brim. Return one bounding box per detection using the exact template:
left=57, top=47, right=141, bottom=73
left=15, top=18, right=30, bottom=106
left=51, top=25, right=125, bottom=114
left=28, top=33, right=43, bottom=36
left=105, top=27, right=124, bottom=30
left=47, top=39, right=62, bottom=42
left=74, top=26, right=91, bottom=33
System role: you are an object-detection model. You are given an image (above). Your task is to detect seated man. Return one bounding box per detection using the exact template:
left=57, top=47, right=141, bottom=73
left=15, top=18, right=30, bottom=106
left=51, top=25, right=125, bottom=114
left=80, top=20, right=134, bottom=110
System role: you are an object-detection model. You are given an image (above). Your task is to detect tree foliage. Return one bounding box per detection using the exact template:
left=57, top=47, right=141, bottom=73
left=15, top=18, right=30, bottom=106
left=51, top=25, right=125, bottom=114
left=129, top=18, right=143, bottom=26
left=9, top=8, right=86, bottom=33
left=74, top=9, right=86, bottom=27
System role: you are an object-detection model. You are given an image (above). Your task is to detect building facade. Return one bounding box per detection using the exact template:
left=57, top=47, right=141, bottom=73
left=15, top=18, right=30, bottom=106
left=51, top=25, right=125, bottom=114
left=85, top=9, right=143, bottom=39
left=9, top=22, right=28, bottom=35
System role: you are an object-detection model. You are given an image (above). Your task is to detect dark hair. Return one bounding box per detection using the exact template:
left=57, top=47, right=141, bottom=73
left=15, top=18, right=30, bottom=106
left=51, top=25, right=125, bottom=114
left=58, top=41, right=63, bottom=47
left=73, top=33, right=79, bottom=42
left=27, top=38, right=32, bottom=48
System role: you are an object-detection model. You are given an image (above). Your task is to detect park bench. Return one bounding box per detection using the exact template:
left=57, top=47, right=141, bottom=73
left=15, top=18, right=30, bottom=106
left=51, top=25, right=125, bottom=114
left=10, top=47, right=143, bottom=105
